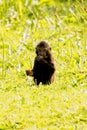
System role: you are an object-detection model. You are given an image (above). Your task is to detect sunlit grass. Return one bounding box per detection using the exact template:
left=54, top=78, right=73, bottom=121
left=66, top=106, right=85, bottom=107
left=0, top=0, right=87, bottom=129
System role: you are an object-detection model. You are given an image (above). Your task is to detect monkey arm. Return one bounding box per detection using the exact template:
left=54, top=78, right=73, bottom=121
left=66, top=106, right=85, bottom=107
left=45, top=61, right=55, bottom=73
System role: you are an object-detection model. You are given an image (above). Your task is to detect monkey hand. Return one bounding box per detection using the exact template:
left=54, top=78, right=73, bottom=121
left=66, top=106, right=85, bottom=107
left=36, top=56, right=43, bottom=61
left=26, top=69, right=33, bottom=76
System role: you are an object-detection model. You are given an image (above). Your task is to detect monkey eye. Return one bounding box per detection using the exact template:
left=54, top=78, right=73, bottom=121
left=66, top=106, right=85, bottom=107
left=36, top=48, right=41, bottom=55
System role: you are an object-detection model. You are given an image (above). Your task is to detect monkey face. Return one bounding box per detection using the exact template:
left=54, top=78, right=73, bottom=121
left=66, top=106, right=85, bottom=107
left=36, top=41, right=51, bottom=58
left=36, top=47, right=50, bottom=58
left=36, top=48, right=52, bottom=61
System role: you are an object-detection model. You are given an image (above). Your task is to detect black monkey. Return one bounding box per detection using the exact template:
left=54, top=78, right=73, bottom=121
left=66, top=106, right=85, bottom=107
left=26, top=41, right=56, bottom=85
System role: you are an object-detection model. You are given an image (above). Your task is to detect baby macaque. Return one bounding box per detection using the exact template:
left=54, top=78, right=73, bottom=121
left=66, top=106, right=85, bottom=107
left=26, top=41, right=56, bottom=85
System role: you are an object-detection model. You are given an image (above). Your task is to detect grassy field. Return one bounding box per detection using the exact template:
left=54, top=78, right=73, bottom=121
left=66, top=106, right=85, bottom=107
left=0, top=0, right=87, bottom=129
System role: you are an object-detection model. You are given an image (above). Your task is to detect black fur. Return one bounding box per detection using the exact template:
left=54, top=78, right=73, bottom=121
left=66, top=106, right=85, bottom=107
left=26, top=41, right=56, bottom=85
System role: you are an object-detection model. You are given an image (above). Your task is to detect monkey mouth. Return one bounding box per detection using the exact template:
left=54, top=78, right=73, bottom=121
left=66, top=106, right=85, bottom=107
left=39, top=55, right=48, bottom=58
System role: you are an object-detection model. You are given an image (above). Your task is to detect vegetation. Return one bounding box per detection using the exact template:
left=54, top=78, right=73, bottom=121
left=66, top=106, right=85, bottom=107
left=0, top=0, right=87, bottom=129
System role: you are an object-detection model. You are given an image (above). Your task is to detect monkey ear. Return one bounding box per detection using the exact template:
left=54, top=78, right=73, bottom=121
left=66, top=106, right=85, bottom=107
left=49, top=47, right=51, bottom=50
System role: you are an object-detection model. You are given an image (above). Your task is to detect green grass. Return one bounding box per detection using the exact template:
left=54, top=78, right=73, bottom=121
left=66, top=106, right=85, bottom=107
left=0, top=0, right=87, bottom=129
